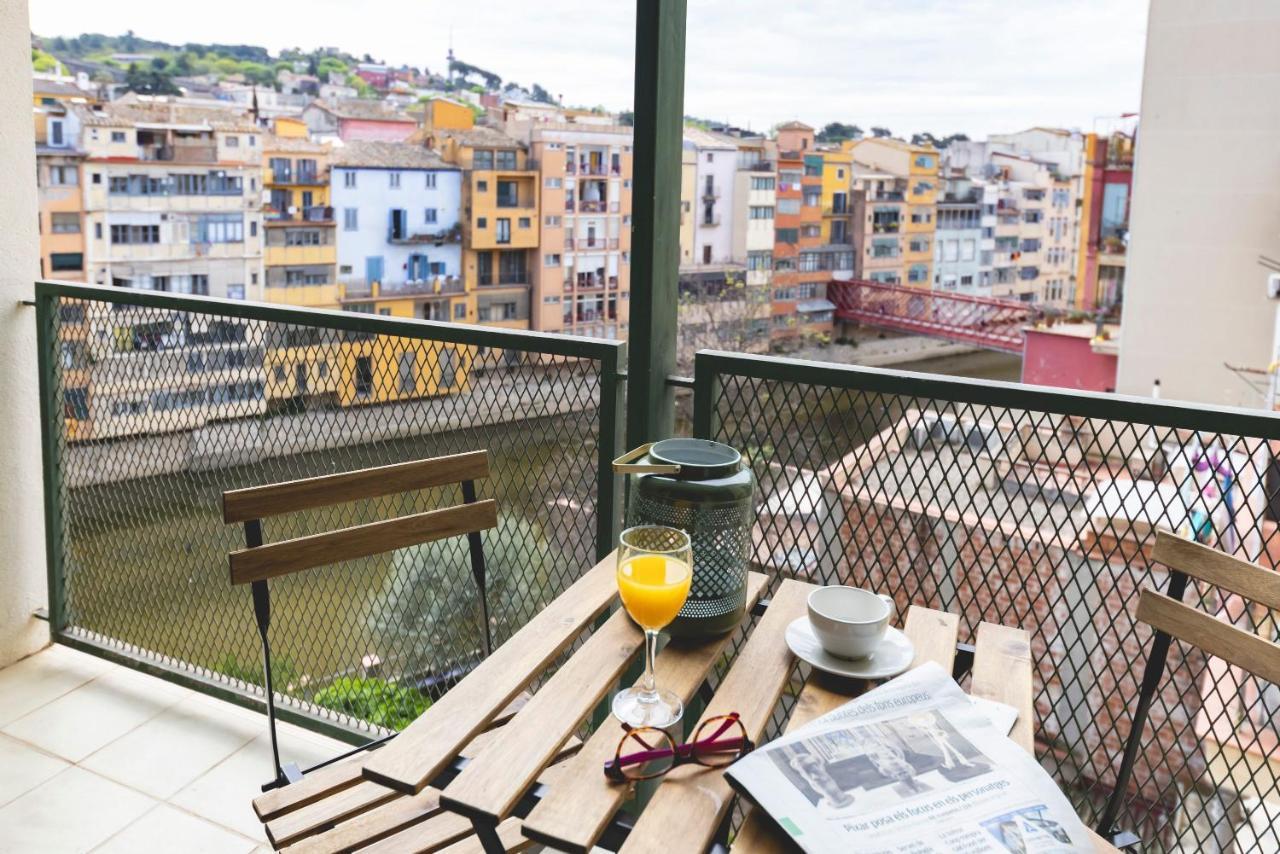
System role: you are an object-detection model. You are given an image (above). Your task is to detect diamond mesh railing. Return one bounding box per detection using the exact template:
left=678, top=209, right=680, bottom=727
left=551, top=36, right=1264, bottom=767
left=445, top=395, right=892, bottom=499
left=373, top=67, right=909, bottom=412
left=692, top=349, right=1280, bottom=853
left=35, top=281, right=625, bottom=741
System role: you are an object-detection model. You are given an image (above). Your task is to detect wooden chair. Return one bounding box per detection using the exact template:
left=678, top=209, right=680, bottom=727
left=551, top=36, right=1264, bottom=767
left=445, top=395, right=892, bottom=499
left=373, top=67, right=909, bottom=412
left=1096, top=530, right=1280, bottom=847
left=222, top=450, right=498, bottom=791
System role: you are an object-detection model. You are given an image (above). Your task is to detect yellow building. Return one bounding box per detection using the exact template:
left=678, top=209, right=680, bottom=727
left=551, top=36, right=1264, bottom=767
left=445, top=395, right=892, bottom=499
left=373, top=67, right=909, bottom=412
left=34, top=93, right=86, bottom=282
left=425, top=125, right=540, bottom=330
left=263, top=131, right=338, bottom=308
left=819, top=147, right=855, bottom=248
left=849, top=138, right=939, bottom=287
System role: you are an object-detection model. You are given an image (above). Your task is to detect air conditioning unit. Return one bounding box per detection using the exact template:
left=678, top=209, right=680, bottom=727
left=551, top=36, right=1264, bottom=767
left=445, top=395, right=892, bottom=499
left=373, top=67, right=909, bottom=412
left=288, top=206, right=299, bottom=215
left=1267, top=272, right=1280, bottom=300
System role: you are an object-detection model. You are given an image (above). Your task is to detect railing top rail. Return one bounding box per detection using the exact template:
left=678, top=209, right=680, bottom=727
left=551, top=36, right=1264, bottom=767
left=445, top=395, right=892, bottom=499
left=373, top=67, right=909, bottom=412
left=36, top=280, right=627, bottom=364
left=693, top=348, right=1280, bottom=438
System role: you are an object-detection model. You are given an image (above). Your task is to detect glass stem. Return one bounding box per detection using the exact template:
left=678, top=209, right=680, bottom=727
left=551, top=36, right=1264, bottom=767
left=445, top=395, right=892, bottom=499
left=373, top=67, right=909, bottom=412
left=640, top=629, right=659, bottom=700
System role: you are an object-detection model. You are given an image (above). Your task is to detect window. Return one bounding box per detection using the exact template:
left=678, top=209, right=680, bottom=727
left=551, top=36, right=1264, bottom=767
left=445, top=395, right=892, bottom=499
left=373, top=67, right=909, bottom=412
left=1024, top=211, right=1043, bottom=224
left=389, top=209, right=409, bottom=240
left=803, top=190, right=821, bottom=207
left=194, top=214, right=244, bottom=244
left=910, top=237, right=930, bottom=253
left=250, top=221, right=258, bottom=237
left=496, top=218, right=511, bottom=244
left=454, top=303, right=466, bottom=320
left=344, top=171, right=357, bottom=188
left=269, top=157, right=292, bottom=181
left=914, top=155, right=935, bottom=169
left=545, top=215, right=561, bottom=227
left=518, top=217, right=531, bottom=228
left=473, top=150, right=494, bottom=170
left=227, top=283, right=246, bottom=299
left=497, top=180, right=519, bottom=207
left=942, top=240, right=959, bottom=262
left=354, top=356, right=374, bottom=398
left=48, top=165, right=78, bottom=186
left=908, top=264, right=929, bottom=283
left=343, top=208, right=358, bottom=231
left=913, top=181, right=933, bottom=196
left=49, top=120, right=64, bottom=146
left=51, top=213, right=80, bottom=233
left=476, top=251, right=493, bottom=285
left=50, top=252, right=83, bottom=271
left=749, top=206, right=774, bottom=220
left=111, top=131, right=126, bottom=143
left=425, top=173, right=436, bottom=189
left=499, top=250, right=527, bottom=284
left=960, top=239, right=976, bottom=261
left=110, top=224, right=160, bottom=244
left=748, top=251, right=772, bottom=271
left=226, top=136, right=239, bottom=148
left=777, top=199, right=800, bottom=215
left=1021, top=238, right=1042, bottom=252
left=248, top=136, right=256, bottom=147
left=94, top=223, right=102, bottom=239
left=496, top=150, right=517, bottom=170
left=801, top=224, right=821, bottom=238
left=910, top=209, right=933, bottom=224
left=749, top=176, right=775, bottom=191
left=389, top=171, right=401, bottom=188
left=477, top=217, right=488, bottom=229
left=91, top=172, right=101, bottom=184
left=545, top=177, right=563, bottom=189
left=776, top=228, right=799, bottom=244
left=285, top=230, right=322, bottom=246
left=545, top=254, right=561, bottom=266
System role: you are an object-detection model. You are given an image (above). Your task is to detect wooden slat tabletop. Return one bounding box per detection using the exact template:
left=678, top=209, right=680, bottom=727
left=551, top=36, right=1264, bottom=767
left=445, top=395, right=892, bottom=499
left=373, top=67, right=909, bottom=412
left=730, top=604, right=961, bottom=854
left=616, top=579, right=815, bottom=854
left=521, top=572, right=769, bottom=853
left=362, top=553, right=619, bottom=794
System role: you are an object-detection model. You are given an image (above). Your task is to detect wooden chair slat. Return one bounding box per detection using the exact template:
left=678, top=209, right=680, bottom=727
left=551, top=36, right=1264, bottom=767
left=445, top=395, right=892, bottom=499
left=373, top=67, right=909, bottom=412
left=267, top=781, right=401, bottom=849
left=254, top=692, right=531, bottom=824
left=520, top=572, right=769, bottom=854
left=351, top=811, right=475, bottom=854
left=904, top=604, right=960, bottom=672
left=362, top=554, right=619, bottom=794
left=1137, top=589, right=1280, bottom=685
left=616, top=579, right=815, bottom=854
left=440, top=607, right=647, bottom=822
left=229, top=500, right=498, bottom=585
left=1152, top=530, right=1280, bottom=611
left=223, top=451, right=490, bottom=523
left=970, top=621, right=1035, bottom=752
left=731, top=604, right=962, bottom=854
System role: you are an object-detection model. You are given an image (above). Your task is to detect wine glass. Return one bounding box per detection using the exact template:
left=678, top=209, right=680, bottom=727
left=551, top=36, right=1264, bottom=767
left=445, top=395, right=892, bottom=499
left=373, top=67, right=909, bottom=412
left=612, top=525, right=693, bottom=728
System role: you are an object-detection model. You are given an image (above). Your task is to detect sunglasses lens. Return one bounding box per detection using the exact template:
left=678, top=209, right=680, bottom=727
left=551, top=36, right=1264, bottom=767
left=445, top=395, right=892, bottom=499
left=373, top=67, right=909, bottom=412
left=618, top=727, right=675, bottom=780
left=691, top=716, right=749, bottom=767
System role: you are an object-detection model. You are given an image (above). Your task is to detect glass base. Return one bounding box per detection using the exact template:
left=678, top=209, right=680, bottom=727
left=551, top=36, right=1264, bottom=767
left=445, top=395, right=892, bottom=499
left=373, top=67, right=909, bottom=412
left=612, top=687, right=683, bottom=729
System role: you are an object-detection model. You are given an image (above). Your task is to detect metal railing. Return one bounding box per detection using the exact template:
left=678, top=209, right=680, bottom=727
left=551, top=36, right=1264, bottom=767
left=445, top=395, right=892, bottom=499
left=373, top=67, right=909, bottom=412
left=35, top=280, right=625, bottom=743
left=690, top=349, right=1280, bottom=853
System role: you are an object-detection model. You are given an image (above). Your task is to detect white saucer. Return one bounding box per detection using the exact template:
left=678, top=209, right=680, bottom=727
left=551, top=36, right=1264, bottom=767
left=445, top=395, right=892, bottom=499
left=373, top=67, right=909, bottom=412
left=785, top=617, right=915, bottom=680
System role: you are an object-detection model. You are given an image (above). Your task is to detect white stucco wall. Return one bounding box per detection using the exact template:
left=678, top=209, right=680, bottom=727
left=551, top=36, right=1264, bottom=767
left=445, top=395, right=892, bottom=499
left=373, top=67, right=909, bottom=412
left=1117, top=2, right=1280, bottom=406
left=690, top=145, right=737, bottom=265
left=331, top=166, right=463, bottom=287
left=0, top=0, right=50, bottom=664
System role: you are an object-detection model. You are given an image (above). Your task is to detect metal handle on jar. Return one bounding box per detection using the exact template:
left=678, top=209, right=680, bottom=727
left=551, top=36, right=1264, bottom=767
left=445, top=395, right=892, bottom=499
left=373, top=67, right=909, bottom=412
left=612, top=442, right=681, bottom=475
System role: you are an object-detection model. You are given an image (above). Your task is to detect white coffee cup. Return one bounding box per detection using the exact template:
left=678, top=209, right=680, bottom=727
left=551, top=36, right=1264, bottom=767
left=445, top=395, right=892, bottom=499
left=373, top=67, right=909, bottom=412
left=807, top=586, right=896, bottom=660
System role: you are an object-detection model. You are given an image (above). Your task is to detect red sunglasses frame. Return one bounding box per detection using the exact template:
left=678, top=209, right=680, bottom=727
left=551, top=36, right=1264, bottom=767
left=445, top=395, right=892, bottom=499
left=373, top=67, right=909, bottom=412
left=603, top=712, right=755, bottom=782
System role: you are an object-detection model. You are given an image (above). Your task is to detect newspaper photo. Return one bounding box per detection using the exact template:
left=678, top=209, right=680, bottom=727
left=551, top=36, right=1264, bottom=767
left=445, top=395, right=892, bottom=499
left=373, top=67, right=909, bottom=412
left=725, top=663, right=1093, bottom=853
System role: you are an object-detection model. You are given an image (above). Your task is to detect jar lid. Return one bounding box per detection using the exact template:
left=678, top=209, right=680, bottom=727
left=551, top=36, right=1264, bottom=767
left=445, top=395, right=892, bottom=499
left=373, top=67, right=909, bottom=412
left=649, top=438, right=741, bottom=480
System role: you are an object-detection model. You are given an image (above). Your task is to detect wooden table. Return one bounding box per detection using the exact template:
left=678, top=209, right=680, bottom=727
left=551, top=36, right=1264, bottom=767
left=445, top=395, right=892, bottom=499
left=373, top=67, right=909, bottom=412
left=249, top=552, right=1116, bottom=853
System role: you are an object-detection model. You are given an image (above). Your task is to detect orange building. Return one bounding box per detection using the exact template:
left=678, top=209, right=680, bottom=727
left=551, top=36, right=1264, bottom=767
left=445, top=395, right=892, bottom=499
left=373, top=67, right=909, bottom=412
left=34, top=90, right=87, bottom=281
left=771, top=121, right=831, bottom=343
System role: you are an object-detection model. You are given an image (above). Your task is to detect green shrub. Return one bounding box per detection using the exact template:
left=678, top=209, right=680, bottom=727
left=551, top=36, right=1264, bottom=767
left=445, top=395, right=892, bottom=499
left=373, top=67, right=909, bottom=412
left=313, top=677, right=428, bottom=730
left=214, top=653, right=298, bottom=689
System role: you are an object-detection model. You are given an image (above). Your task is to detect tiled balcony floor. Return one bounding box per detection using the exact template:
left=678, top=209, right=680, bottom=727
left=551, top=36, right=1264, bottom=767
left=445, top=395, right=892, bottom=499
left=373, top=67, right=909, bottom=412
left=0, top=643, right=348, bottom=852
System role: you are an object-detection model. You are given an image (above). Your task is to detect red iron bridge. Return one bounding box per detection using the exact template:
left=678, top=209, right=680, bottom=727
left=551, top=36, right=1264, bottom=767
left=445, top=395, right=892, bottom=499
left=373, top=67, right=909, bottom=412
left=827, top=278, right=1051, bottom=355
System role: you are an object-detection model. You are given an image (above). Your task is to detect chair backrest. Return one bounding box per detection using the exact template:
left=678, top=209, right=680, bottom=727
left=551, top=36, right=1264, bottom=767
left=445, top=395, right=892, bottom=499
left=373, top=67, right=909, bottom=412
left=222, top=450, right=497, bottom=584
left=1142, top=531, right=1280, bottom=684
left=221, top=450, right=498, bottom=790
left=1096, top=530, right=1280, bottom=842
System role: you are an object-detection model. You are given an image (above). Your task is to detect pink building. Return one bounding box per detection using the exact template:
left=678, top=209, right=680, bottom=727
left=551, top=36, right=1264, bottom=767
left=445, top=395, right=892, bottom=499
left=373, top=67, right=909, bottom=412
left=1021, top=323, right=1119, bottom=392
left=301, top=99, right=418, bottom=142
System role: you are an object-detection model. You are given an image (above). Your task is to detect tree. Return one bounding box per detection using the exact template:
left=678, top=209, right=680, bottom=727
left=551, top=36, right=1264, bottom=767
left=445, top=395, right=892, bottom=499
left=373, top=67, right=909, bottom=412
left=816, top=122, right=862, bottom=143
left=530, top=83, right=556, bottom=105
left=870, top=126, right=892, bottom=138
left=676, top=276, right=772, bottom=374
left=124, top=60, right=180, bottom=96
left=617, top=110, right=634, bottom=127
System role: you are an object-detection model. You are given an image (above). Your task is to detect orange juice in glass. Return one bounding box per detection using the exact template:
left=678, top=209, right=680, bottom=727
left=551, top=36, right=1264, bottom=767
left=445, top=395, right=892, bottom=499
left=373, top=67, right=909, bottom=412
left=613, top=525, right=693, bottom=728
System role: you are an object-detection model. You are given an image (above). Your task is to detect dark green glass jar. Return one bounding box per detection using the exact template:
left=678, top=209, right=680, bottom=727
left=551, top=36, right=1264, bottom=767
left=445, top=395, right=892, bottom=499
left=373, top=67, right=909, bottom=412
left=614, top=438, right=756, bottom=638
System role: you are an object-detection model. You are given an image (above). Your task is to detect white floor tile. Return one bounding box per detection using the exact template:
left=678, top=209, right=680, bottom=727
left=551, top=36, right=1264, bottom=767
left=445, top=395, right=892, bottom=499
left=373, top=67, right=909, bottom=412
left=2, top=668, right=182, bottom=762
left=0, top=766, right=155, bottom=854
left=0, top=734, right=70, bottom=808
left=92, top=803, right=257, bottom=854
left=81, top=695, right=259, bottom=800
left=0, top=645, right=107, bottom=727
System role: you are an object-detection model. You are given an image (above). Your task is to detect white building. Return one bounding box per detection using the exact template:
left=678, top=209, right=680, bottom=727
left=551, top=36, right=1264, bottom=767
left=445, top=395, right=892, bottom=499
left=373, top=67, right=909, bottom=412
left=683, top=128, right=739, bottom=266
left=330, top=141, right=463, bottom=316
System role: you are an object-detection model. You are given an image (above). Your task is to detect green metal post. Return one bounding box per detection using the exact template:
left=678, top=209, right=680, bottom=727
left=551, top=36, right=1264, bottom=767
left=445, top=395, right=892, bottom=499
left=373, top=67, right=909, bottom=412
left=692, top=351, right=721, bottom=440
left=596, top=342, right=628, bottom=561
left=627, top=0, right=687, bottom=449
left=34, top=289, right=66, bottom=635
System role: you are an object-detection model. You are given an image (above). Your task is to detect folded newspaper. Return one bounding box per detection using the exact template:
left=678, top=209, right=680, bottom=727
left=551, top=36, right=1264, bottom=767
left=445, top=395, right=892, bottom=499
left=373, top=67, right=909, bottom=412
left=725, top=663, right=1093, bottom=852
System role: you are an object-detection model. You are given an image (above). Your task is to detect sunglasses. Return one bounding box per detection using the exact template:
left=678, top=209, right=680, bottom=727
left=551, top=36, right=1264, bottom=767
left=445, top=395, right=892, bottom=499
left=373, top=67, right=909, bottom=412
left=604, top=712, right=755, bottom=782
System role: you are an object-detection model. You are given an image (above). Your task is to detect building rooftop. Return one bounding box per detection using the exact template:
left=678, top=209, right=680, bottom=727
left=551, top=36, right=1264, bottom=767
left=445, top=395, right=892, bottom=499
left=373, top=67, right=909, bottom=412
left=308, top=98, right=416, bottom=123
left=681, top=126, right=738, bottom=150
left=263, top=135, right=331, bottom=154
left=425, top=125, right=525, bottom=150
left=72, top=99, right=259, bottom=132
left=331, top=139, right=455, bottom=170
left=775, top=120, right=813, bottom=131
left=32, top=78, right=88, bottom=99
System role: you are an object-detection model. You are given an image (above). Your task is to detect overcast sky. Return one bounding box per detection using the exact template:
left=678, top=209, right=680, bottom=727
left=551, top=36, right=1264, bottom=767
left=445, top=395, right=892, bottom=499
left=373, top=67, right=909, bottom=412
left=30, top=0, right=1149, bottom=138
